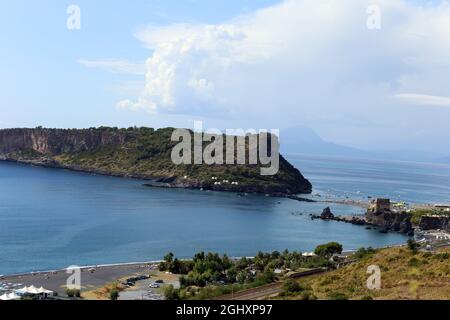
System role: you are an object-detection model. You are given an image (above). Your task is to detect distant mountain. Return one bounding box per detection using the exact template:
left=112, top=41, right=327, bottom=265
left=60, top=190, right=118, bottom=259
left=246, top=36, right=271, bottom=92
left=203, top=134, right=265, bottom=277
left=436, top=156, right=450, bottom=164
left=280, top=126, right=374, bottom=158
left=280, top=126, right=450, bottom=163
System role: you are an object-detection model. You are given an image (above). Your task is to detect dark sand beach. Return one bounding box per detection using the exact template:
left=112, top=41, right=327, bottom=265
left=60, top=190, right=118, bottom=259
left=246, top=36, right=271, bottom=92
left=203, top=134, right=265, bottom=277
left=1, top=262, right=161, bottom=297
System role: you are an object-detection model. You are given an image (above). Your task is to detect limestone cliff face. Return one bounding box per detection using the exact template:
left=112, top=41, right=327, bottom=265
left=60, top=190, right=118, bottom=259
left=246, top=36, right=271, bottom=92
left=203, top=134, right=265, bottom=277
left=0, top=128, right=131, bottom=155
left=0, top=127, right=312, bottom=195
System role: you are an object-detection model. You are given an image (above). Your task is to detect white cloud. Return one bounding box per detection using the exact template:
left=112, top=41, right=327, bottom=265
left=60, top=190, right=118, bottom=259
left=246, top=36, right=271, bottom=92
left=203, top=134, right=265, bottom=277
left=84, top=0, right=450, bottom=150
left=118, top=0, right=450, bottom=122
left=395, top=93, right=450, bottom=107
left=77, top=59, right=146, bottom=75
left=116, top=98, right=156, bottom=113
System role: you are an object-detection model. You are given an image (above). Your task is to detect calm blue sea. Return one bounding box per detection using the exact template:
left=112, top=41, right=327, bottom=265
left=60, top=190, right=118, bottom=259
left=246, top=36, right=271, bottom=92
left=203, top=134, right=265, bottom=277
left=2, top=155, right=449, bottom=275
left=288, top=154, right=450, bottom=204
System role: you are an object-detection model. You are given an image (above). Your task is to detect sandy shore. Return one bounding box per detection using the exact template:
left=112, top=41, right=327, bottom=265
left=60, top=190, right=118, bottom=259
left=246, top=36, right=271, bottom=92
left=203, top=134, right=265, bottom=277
left=1, top=262, right=161, bottom=297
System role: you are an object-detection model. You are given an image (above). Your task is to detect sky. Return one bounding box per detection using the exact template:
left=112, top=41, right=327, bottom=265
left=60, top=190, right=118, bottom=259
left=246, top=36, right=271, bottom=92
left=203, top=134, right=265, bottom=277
left=1, top=0, right=450, bottom=154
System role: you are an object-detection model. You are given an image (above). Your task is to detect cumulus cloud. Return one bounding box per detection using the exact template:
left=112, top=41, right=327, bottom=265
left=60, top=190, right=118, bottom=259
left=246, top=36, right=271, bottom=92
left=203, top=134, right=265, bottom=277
left=77, top=59, right=146, bottom=75
left=116, top=0, right=450, bottom=124
left=74, top=0, right=450, bottom=151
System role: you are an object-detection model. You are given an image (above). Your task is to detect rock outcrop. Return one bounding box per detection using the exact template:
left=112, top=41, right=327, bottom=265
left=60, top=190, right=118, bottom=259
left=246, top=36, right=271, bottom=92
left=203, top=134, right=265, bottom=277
left=0, top=128, right=131, bottom=155
left=366, top=210, right=413, bottom=235
left=419, top=216, right=450, bottom=232
left=320, top=207, right=335, bottom=220
left=312, top=205, right=414, bottom=235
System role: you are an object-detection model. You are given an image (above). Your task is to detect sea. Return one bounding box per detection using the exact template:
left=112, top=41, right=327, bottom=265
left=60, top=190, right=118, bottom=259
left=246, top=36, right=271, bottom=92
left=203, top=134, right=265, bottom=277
left=1, top=155, right=450, bottom=275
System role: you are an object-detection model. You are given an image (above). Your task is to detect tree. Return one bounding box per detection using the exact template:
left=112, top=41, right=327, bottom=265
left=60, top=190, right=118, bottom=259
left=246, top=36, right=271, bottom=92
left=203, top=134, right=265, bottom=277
left=164, top=252, right=175, bottom=263
left=162, top=285, right=180, bottom=300
left=169, top=258, right=182, bottom=274
left=109, top=289, right=119, bottom=300
left=237, top=270, right=249, bottom=284
left=314, top=242, right=343, bottom=257
left=407, top=239, right=419, bottom=253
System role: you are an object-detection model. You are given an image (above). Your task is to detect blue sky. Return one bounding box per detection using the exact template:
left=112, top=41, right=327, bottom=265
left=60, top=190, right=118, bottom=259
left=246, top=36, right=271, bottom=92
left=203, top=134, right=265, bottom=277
left=0, top=0, right=277, bottom=128
left=1, top=0, right=450, bottom=154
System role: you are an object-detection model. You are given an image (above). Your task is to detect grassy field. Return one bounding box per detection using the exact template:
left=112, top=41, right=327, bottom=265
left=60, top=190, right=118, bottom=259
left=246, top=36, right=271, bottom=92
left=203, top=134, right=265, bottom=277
left=289, top=247, right=450, bottom=300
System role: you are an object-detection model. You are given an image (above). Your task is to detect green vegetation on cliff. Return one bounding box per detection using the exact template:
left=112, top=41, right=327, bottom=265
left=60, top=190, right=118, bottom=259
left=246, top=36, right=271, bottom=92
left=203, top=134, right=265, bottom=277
left=0, top=127, right=312, bottom=195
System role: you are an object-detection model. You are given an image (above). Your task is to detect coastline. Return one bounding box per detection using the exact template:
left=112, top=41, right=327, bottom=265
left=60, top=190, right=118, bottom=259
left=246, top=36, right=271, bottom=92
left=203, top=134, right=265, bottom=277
left=0, top=158, right=312, bottom=196
left=1, top=158, right=445, bottom=284
left=0, top=243, right=415, bottom=300
left=0, top=242, right=402, bottom=279
left=0, top=159, right=365, bottom=207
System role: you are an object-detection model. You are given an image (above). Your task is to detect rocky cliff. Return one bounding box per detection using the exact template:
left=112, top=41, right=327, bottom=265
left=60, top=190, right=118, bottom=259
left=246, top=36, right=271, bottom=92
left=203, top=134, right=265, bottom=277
left=419, top=216, right=450, bottom=232
left=311, top=207, right=413, bottom=235
left=366, top=210, right=413, bottom=234
left=0, top=127, right=312, bottom=195
left=0, top=128, right=131, bottom=155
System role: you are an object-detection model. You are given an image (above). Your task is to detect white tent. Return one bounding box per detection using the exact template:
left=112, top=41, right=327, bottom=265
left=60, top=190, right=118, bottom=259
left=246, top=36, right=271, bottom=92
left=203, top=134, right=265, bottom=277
left=16, top=285, right=43, bottom=295
left=27, top=286, right=41, bottom=295
left=302, top=252, right=317, bottom=257
left=16, top=286, right=29, bottom=295
left=0, top=292, right=21, bottom=300
left=38, top=287, right=53, bottom=294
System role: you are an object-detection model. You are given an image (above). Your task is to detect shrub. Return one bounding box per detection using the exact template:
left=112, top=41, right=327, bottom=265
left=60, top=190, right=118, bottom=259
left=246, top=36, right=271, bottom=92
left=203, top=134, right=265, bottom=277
left=354, top=247, right=376, bottom=260
left=407, top=239, right=419, bottom=253
left=163, top=285, right=180, bottom=300
left=408, top=257, right=421, bottom=267
left=298, top=291, right=317, bottom=300
left=282, top=279, right=303, bottom=294
left=328, top=292, right=349, bottom=300
left=109, top=289, right=119, bottom=301
left=65, top=288, right=81, bottom=298
left=433, top=253, right=450, bottom=261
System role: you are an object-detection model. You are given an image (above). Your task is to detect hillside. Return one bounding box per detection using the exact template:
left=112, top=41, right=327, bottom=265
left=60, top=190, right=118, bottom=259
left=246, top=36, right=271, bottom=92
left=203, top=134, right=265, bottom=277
left=293, top=247, right=450, bottom=300
left=0, top=127, right=312, bottom=195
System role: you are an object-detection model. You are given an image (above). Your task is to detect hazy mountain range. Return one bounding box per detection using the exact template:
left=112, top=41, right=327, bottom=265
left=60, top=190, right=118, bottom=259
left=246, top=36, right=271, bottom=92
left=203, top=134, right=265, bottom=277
left=280, top=126, right=450, bottom=164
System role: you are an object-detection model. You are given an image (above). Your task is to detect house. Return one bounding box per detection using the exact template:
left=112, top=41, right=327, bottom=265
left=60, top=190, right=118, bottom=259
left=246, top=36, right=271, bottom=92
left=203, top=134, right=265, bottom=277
left=434, top=204, right=450, bottom=212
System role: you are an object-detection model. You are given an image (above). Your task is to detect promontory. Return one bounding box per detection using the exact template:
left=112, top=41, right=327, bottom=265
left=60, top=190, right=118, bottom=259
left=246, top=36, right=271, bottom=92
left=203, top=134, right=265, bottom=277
left=0, top=127, right=312, bottom=195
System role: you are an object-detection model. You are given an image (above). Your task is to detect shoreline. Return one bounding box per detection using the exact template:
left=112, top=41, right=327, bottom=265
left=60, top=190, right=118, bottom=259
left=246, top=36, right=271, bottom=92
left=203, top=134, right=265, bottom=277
left=0, top=260, right=164, bottom=279
left=1, top=242, right=405, bottom=279
left=0, top=159, right=311, bottom=196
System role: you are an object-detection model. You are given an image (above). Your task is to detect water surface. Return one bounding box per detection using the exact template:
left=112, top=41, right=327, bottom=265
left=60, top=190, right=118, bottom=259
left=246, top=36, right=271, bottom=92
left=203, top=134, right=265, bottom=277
left=0, top=159, right=422, bottom=275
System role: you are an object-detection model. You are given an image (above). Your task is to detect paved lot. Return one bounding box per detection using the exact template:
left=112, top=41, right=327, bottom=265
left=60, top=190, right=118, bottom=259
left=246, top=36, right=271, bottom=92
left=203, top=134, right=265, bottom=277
left=1, top=263, right=158, bottom=296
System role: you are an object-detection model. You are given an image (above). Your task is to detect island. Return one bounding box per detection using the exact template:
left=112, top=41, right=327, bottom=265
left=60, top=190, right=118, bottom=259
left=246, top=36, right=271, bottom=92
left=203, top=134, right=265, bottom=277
left=0, top=127, right=312, bottom=195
